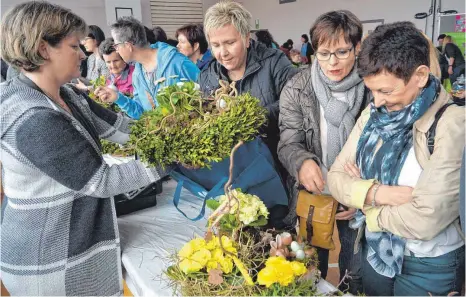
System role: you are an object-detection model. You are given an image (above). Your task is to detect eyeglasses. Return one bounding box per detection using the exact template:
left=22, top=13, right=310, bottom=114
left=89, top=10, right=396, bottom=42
left=316, top=47, right=354, bottom=61
left=112, top=42, right=126, bottom=50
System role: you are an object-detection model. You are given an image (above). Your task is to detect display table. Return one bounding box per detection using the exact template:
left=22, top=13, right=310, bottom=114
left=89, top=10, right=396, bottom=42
left=117, top=180, right=341, bottom=296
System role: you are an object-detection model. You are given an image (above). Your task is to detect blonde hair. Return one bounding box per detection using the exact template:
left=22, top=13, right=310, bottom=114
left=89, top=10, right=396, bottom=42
left=1, top=1, right=87, bottom=72
left=204, top=0, right=251, bottom=40
left=422, top=33, right=441, bottom=79
left=442, top=35, right=453, bottom=52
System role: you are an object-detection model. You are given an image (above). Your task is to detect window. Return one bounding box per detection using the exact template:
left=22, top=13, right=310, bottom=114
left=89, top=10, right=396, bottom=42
left=150, top=0, right=203, bottom=38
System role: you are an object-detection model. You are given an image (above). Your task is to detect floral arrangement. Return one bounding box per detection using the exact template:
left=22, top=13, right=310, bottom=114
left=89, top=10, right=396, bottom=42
left=165, top=144, right=321, bottom=296
left=125, top=80, right=267, bottom=169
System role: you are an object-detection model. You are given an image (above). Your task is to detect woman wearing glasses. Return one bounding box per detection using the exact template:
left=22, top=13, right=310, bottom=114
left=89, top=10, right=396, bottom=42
left=278, top=10, right=371, bottom=294
left=82, top=25, right=110, bottom=81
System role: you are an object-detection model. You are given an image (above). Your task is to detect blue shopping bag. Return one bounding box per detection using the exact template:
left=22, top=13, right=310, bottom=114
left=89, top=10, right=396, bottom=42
left=170, top=138, right=289, bottom=221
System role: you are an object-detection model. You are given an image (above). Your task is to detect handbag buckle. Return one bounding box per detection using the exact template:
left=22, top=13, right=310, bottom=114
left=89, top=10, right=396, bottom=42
left=306, top=205, right=314, bottom=242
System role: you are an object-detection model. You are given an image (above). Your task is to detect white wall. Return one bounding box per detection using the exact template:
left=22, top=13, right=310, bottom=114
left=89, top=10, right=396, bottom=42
left=241, top=0, right=465, bottom=47
left=105, top=0, right=143, bottom=28
left=1, top=0, right=110, bottom=35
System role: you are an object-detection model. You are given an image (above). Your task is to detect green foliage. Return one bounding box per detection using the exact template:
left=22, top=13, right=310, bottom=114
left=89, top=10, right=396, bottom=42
left=88, top=75, right=106, bottom=100
left=100, top=139, right=130, bottom=156
left=125, top=81, right=267, bottom=168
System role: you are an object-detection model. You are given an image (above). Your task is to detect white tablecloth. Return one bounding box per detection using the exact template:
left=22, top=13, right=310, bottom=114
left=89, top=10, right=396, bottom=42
left=117, top=180, right=340, bottom=297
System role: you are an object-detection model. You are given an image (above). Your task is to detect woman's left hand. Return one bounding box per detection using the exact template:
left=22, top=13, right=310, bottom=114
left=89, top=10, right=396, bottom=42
left=344, top=162, right=361, bottom=178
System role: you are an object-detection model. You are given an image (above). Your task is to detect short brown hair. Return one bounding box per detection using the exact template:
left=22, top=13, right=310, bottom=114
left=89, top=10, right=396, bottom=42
left=1, top=1, right=87, bottom=72
left=309, top=10, right=362, bottom=51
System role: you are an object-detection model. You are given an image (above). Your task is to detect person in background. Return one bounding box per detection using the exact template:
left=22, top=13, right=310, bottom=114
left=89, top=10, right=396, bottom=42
left=443, top=35, right=465, bottom=83
left=200, top=0, right=298, bottom=184
left=280, top=41, right=291, bottom=58
left=278, top=10, right=369, bottom=294
left=166, top=39, right=179, bottom=47
left=328, top=21, right=464, bottom=296
left=152, top=26, right=168, bottom=43
left=79, top=44, right=91, bottom=78
left=176, top=24, right=213, bottom=70
left=300, top=33, right=314, bottom=64
left=255, top=30, right=279, bottom=49
left=99, top=38, right=135, bottom=95
left=93, top=17, right=199, bottom=119
left=0, top=2, right=171, bottom=295
left=289, top=49, right=302, bottom=67
left=286, top=38, right=294, bottom=50
left=437, top=33, right=446, bottom=52
left=145, top=26, right=157, bottom=44
left=81, top=25, right=109, bottom=81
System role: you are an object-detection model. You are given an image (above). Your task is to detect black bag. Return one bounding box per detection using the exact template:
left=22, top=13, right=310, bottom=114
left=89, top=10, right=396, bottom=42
left=114, top=180, right=163, bottom=216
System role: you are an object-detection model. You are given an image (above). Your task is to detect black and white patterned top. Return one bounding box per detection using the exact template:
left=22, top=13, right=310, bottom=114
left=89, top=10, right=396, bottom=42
left=0, top=75, right=169, bottom=295
left=86, top=53, right=110, bottom=81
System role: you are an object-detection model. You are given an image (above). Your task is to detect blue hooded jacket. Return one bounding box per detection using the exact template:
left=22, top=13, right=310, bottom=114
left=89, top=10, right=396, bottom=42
left=115, top=42, right=200, bottom=119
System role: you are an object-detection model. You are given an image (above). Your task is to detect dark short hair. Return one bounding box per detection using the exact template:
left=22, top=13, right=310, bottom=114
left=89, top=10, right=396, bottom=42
left=309, top=10, right=362, bottom=51
left=286, top=38, right=294, bottom=45
left=175, top=24, right=208, bottom=54
left=255, top=30, right=277, bottom=49
left=166, top=39, right=178, bottom=47
left=144, top=26, right=156, bottom=44
left=358, top=21, right=430, bottom=84
left=111, top=17, right=148, bottom=47
left=301, top=34, right=309, bottom=43
left=99, top=38, right=116, bottom=56
left=437, top=33, right=446, bottom=40
left=152, top=26, right=167, bottom=42
left=88, top=25, right=105, bottom=46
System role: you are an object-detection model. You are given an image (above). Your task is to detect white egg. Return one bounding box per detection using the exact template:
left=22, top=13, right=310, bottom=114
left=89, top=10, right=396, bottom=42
left=295, top=250, right=305, bottom=260
left=290, top=241, right=301, bottom=252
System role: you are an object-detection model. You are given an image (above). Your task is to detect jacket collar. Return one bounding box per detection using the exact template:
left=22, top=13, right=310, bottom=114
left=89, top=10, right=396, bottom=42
left=414, top=85, right=451, bottom=133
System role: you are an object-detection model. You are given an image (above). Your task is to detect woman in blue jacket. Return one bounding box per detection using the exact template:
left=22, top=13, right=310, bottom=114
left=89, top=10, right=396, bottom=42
left=95, top=17, right=199, bottom=119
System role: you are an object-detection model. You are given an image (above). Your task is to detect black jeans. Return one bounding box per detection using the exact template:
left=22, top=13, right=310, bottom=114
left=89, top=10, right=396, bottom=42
left=316, top=220, right=363, bottom=295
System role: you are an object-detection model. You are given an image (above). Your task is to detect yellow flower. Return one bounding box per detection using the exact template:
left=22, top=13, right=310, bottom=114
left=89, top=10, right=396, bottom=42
left=291, top=261, right=307, bottom=276
left=178, top=238, right=211, bottom=274
left=179, top=249, right=211, bottom=274
left=232, top=257, right=254, bottom=286
left=219, top=257, right=234, bottom=274
left=257, top=266, right=276, bottom=288
left=205, top=237, right=219, bottom=250
left=257, top=256, right=300, bottom=287
left=220, top=236, right=237, bottom=255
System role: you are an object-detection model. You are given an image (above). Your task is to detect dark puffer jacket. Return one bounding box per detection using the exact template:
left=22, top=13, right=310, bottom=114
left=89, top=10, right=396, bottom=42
left=198, top=40, right=299, bottom=167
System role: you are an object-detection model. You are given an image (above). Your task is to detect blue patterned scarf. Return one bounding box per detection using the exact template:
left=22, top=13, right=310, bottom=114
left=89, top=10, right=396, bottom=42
left=354, top=75, right=440, bottom=277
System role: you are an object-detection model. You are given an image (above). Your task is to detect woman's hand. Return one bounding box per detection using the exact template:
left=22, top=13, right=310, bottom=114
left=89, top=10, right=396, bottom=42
left=94, top=86, right=118, bottom=103
left=344, top=162, right=361, bottom=178
left=298, top=159, right=325, bottom=194
left=75, top=79, right=89, bottom=91
left=335, top=207, right=357, bottom=220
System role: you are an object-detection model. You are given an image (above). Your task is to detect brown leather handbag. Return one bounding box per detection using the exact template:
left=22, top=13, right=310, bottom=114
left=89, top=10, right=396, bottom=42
left=296, top=190, right=338, bottom=250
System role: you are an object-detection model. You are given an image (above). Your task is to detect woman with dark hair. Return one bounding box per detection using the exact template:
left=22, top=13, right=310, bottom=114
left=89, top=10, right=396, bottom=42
left=300, top=33, right=314, bottom=64
left=81, top=24, right=109, bottom=81
left=255, top=30, right=279, bottom=49
left=328, top=22, right=465, bottom=296
left=0, top=2, right=169, bottom=295
left=286, top=38, right=294, bottom=50
left=144, top=26, right=157, bottom=44
left=152, top=26, right=168, bottom=43
left=176, top=24, right=213, bottom=70
left=279, top=10, right=371, bottom=294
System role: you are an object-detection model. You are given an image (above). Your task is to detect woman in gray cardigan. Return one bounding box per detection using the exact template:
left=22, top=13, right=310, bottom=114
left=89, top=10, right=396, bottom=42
left=0, top=2, right=169, bottom=295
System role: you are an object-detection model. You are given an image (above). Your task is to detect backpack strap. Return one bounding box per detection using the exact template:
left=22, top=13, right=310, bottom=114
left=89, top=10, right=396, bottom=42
left=427, top=102, right=458, bottom=155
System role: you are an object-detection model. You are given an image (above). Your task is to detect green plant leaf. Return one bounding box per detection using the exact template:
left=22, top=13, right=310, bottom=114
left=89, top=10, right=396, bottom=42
left=206, top=199, right=220, bottom=211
